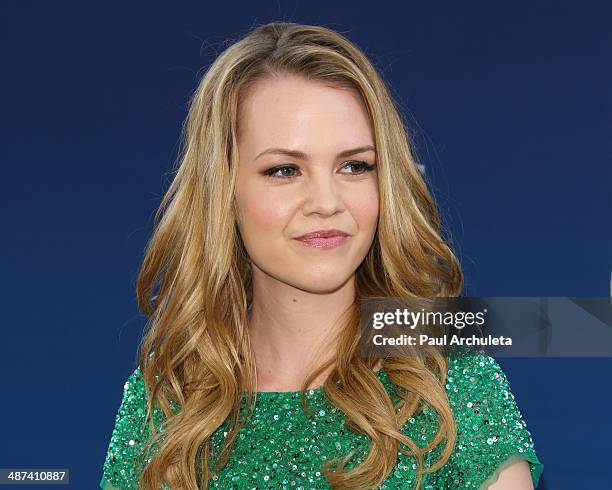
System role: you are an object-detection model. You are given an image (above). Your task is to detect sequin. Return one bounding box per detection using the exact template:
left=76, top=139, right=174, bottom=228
left=100, top=347, right=543, bottom=489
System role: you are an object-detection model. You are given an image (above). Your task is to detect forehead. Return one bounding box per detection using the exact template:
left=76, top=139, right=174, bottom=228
left=237, top=75, right=374, bottom=154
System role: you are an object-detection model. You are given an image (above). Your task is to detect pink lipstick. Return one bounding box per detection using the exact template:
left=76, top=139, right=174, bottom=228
left=293, top=229, right=350, bottom=249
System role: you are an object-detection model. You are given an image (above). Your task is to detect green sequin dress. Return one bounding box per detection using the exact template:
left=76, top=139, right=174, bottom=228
left=100, top=348, right=543, bottom=489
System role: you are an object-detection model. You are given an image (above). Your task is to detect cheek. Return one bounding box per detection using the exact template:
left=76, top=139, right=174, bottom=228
left=238, top=184, right=292, bottom=233
left=349, top=185, right=379, bottom=227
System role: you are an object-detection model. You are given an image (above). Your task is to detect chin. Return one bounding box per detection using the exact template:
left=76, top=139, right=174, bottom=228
left=288, top=272, right=353, bottom=294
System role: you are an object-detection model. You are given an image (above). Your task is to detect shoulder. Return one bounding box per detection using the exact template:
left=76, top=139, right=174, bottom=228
left=100, top=366, right=149, bottom=490
left=445, top=346, right=513, bottom=407
left=435, top=347, right=544, bottom=488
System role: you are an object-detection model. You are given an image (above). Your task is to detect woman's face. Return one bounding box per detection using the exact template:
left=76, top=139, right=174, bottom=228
left=235, top=74, right=379, bottom=294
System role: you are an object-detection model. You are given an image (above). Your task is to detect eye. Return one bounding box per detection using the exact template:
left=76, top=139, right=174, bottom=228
left=262, top=164, right=300, bottom=179
left=261, top=161, right=376, bottom=180
left=340, top=160, right=377, bottom=176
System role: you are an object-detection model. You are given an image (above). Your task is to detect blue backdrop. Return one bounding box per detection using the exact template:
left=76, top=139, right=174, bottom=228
left=1, top=1, right=610, bottom=488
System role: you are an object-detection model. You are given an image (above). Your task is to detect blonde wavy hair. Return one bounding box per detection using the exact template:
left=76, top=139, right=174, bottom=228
left=134, top=21, right=464, bottom=489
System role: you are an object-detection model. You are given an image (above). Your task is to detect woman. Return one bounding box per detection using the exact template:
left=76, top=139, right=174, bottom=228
left=100, top=22, right=543, bottom=489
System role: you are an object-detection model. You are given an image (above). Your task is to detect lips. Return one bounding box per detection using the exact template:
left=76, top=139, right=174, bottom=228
left=293, top=229, right=350, bottom=250
left=294, top=229, right=349, bottom=240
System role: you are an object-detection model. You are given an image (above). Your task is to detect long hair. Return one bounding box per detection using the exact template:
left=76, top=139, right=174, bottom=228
left=135, top=21, right=464, bottom=489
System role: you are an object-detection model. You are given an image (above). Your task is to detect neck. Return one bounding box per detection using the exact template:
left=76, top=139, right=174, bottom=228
left=247, top=268, right=356, bottom=391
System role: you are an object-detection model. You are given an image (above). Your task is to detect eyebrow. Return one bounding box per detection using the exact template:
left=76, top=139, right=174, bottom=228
left=254, top=145, right=376, bottom=161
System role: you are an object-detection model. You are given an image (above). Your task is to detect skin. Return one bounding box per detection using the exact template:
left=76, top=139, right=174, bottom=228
left=234, top=73, right=532, bottom=488
left=235, top=74, right=379, bottom=391
left=487, top=459, right=533, bottom=489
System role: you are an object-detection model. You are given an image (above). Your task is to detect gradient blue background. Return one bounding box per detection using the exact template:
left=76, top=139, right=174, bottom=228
left=1, top=1, right=610, bottom=488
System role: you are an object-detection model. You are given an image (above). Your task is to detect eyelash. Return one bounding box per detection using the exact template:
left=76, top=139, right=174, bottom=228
left=262, top=160, right=376, bottom=180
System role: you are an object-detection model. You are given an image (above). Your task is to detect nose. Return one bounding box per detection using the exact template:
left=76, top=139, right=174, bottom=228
left=301, top=171, right=345, bottom=217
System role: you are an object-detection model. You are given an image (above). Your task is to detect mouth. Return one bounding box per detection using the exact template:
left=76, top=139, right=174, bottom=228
left=293, top=229, right=350, bottom=249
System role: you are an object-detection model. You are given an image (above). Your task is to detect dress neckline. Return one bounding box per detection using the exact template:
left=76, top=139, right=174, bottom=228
left=242, top=367, right=388, bottom=399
